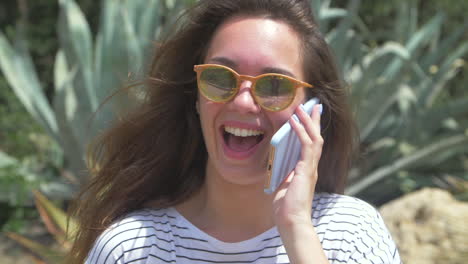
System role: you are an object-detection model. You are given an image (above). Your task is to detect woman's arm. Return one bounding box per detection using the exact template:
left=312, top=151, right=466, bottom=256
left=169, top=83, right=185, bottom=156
left=278, top=221, right=330, bottom=264
left=273, top=104, right=329, bottom=264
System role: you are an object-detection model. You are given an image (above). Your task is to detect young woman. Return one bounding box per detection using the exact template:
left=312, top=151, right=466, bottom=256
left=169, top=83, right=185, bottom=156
left=68, top=0, right=401, bottom=263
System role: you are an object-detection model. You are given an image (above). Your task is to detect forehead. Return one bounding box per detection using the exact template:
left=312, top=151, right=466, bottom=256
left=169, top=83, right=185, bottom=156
left=204, top=16, right=303, bottom=77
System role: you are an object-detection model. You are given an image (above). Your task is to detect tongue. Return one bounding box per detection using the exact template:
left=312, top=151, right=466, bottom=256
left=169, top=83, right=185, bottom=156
left=227, top=134, right=259, bottom=152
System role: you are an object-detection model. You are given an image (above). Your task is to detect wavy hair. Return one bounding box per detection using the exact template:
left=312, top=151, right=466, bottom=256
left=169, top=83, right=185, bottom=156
left=67, top=0, right=357, bottom=262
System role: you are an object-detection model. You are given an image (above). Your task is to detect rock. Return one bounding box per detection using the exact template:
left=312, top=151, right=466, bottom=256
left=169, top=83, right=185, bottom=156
left=379, top=188, right=468, bottom=264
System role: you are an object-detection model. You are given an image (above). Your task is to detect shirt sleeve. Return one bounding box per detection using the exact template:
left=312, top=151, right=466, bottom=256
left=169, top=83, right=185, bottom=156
left=315, top=194, right=402, bottom=264
left=83, top=216, right=157, bottom=264
left=345, top=202, right=402, bottom=264
left=84, top=226, right=127, bottom=264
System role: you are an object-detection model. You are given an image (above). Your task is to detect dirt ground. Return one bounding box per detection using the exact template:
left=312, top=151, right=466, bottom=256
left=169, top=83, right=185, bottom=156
left=0, top=220, right=55, bottom=264
left=0, top=234, right=33, bottom=264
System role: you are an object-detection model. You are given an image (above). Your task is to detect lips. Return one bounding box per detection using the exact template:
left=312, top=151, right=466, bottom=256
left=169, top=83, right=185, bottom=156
left=220, top=123, right=265, bottom=160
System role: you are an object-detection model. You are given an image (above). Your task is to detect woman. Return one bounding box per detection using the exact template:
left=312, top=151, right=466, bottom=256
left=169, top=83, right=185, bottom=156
left=68, top=0, right=401, bottom=263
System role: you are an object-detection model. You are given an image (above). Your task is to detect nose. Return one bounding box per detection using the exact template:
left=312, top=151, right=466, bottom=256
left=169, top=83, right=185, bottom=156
left=227, top=80, right=261, bottom=114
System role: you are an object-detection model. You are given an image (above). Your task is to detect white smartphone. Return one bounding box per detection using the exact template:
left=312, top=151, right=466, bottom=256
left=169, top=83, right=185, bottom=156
left=264, top=98, right=321, bottom=194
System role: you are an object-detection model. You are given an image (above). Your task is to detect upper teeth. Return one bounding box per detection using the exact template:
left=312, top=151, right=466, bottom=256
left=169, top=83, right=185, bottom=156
left=225, top=126, right=264, bottom=137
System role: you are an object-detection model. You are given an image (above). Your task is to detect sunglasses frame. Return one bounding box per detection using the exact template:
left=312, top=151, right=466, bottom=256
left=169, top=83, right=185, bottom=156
left=194, top=64, right=313, bottom=112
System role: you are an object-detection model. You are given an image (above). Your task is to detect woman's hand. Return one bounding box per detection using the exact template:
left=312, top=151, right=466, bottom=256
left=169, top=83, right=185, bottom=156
left=272, top=103, right=323, bottom=228
left=272, top=104, right=329, bottom=264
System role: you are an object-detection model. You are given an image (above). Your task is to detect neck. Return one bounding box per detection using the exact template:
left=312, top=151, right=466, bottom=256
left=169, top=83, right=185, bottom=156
left=176, top=163, right=275, bottom=242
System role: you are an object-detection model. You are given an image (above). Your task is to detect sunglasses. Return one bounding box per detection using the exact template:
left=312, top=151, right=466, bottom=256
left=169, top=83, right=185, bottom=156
left=194, top=64, right=313, bottom=112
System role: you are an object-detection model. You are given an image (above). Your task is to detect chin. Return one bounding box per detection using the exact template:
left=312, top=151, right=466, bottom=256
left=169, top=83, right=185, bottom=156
left=218, top=163, right=268, bottom=187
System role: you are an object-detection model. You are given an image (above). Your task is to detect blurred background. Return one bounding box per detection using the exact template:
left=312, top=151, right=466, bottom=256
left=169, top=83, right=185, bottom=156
left=0, top=0, right=467, bottom=263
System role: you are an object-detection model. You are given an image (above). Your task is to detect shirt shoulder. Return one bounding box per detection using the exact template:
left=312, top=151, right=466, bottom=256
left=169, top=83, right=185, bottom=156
left=312, top=193, right=402, bottom=264
left=312, top=192, right=380, bottom=222
left=84, top=208, right=180, bottom=264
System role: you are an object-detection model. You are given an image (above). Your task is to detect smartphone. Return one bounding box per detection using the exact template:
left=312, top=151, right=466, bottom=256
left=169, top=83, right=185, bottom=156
left=264, top=98, right=321, bottom=194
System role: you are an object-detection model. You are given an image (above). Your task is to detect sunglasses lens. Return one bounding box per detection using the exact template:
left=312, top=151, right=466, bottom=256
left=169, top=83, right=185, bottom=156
left=255, top=76, right=295, bottom=111
left=199, top=67, right=237, bottom=101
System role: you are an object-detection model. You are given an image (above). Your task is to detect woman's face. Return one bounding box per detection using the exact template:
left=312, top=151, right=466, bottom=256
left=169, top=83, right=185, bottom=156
left=199, top=16, right=306, bottom=187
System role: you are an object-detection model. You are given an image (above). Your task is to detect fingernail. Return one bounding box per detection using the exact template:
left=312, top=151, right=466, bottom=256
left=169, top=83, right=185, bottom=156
left=318, top=104, right=323, bottom=115
left=292, top=114, right=299, bottom=122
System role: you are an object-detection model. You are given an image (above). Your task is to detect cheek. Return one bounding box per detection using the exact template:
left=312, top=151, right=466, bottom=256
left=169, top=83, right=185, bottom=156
left=198, top=97, right=222, bottom=131
left=268, top=110, right=294, bottom=132
left=295, top=87, right=307, bottom=105
left=268, top=88, right=307, bottom=131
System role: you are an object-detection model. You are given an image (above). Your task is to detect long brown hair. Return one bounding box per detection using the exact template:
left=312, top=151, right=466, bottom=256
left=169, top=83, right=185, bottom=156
left=67, top=0, right=356, bottom=262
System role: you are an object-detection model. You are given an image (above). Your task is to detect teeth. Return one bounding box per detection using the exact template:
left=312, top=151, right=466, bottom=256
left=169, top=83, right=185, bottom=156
left=224, top=126, right=264, bottom=137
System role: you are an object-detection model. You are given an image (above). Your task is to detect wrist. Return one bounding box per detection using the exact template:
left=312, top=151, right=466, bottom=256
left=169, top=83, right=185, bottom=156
left=276, top=214, right=313, bottom=232
left=277, top=222, right=330, bottom=264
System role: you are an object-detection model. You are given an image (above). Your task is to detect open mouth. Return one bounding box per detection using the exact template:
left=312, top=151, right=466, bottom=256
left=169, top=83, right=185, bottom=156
left=222, top=125, right=265, bottom=152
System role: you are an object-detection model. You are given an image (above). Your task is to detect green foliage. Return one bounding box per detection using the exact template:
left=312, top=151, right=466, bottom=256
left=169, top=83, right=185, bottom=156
left=0, top=77, right=42, bottom=158
left=326, top=0, right=468, bottom=204
left=0, top=0, right=199, bottom=234
left=0, top=141, right=71, bottom=232
left=0, top=0, right=467, bottom=211
left=0, top=74, right=65, bottom=232
left=6, top=191, right=78, bottom=264
left=0, top=0, right=192, bottom=188
left=0, top=204, right=37, bottom=234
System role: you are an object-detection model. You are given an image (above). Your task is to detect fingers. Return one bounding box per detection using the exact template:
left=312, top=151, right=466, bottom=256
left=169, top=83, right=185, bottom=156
left=288, top=104, right=323, bottom=195
left=273, top=104, right=323, bottom=222
left=274, top=170, right=294, bottom=198
left=289, top=104, right=323, bottom=158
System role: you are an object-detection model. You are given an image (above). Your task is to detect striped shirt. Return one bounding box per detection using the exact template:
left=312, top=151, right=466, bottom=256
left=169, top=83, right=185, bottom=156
left=85, top=193, right=401, bottom=264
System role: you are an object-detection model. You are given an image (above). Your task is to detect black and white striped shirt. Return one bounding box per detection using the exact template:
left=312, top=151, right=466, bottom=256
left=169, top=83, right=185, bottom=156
left=85, top=193, right=401, bottom=264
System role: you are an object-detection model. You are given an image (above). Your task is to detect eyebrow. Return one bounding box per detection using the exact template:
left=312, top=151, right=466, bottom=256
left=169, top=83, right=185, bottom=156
left=207, top=56, right=297, bottom=78
left=207, top=57, right=236, bottom=68
left=263, top=67, right=296, bottom=78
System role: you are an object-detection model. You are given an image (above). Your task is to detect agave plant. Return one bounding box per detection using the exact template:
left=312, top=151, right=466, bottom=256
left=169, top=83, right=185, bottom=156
left=0, top=0, right=194, bottom=198
left=1, top=0, right=467, bottom=206
left=333, top=1, right=468, bottom=203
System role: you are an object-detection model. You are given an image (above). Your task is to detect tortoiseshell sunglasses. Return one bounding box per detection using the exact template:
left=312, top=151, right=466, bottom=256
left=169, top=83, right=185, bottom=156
left=194, top=64, right=313, bottom=111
